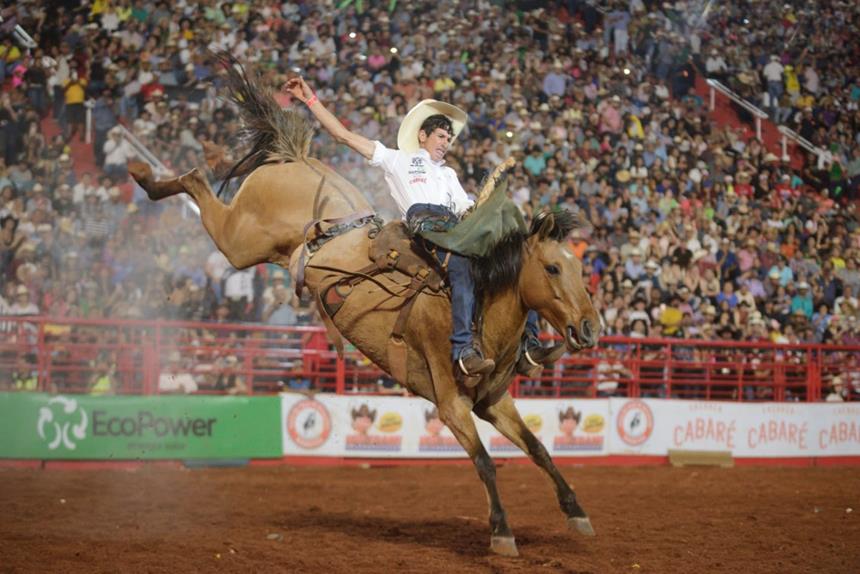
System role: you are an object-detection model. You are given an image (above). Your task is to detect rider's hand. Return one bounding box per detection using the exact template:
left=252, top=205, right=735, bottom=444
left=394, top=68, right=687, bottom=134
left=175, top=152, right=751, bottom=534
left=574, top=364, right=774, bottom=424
left=282, top=76, right=314, bottom=104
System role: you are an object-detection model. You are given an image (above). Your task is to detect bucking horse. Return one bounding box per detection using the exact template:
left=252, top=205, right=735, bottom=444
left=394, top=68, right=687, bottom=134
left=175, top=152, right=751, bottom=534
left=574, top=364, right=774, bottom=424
left=128, top=55, right=600, bottom=557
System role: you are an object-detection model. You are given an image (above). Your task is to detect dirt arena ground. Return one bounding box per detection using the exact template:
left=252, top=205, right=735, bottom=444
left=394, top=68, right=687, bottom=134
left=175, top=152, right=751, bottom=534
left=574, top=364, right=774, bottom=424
left=1, top=463, right=858, bottom=573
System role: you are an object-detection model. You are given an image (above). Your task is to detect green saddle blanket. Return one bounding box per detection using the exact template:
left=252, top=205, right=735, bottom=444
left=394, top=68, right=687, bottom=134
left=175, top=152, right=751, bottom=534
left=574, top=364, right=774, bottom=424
left=419, top=179, right=526, bottom=258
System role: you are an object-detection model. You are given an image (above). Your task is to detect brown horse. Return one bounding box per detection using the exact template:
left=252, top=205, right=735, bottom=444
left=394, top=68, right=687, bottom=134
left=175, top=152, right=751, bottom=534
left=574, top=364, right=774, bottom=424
left=128, top=60, right=600, bottom=557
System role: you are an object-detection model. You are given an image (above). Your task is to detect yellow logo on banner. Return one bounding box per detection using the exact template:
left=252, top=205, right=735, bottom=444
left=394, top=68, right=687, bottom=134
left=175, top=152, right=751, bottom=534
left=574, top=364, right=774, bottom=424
left=583, top=414, right=605, bottom=434
left=377, top=412, right=403, bottom=433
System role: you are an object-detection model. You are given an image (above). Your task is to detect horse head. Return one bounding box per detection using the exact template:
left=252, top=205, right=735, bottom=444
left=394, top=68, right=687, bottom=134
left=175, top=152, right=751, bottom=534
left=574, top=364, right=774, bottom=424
left=519, top=210, right=600, bottom=351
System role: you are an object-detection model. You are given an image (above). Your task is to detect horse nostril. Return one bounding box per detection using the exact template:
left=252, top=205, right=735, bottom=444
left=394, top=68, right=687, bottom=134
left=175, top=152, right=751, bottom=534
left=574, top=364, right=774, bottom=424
left=580, top=319, right=594, bottom=347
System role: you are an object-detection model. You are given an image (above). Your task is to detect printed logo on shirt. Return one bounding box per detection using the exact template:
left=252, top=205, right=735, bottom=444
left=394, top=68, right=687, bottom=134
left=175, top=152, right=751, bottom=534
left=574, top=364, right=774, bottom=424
left=408, top=156, right=427, bottom=177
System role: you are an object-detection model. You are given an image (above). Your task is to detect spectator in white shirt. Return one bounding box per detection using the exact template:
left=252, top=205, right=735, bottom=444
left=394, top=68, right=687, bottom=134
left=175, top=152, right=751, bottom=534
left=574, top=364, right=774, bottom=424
left=762, top=55, right=784, bottom=113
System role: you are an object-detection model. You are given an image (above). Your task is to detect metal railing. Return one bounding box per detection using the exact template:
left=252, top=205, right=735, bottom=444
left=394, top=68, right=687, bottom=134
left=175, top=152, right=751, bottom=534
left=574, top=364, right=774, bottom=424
left=705, top=78, right=770, bottom=141
left=777, top=125, right=825, bottom=162
left=1, top=316, right=857, bottom=402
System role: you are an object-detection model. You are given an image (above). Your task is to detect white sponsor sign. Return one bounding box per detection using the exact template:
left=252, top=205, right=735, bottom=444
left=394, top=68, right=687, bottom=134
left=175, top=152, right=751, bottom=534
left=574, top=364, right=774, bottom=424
left=280, top=394, right=610, bottom=458
left=608, top=399, right=860, bottom=457
left=281, top=395, right=860, bottom=459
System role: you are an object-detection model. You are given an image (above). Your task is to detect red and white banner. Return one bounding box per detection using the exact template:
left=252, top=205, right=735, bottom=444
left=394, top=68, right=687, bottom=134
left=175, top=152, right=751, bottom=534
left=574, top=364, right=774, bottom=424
left=280, top=394, right=860, bottom=458
left=280, top=394, right=610, bottom=458
left=609, top=399, right=860, bottom=457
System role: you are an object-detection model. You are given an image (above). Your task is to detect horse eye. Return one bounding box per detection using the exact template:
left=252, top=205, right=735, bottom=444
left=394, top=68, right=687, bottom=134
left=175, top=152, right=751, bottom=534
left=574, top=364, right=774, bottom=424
left=545, top=264, right=560, bottom=276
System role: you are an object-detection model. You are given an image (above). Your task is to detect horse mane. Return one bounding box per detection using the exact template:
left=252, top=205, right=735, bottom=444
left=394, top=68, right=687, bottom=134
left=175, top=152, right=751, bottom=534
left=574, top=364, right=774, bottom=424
left=472, top=206, right=580, bottom=297
left=471, top=231, right=525, bottom=296
left=529, top=207, right=581, bottom=241
left=213, top=52, right=314, bottom=197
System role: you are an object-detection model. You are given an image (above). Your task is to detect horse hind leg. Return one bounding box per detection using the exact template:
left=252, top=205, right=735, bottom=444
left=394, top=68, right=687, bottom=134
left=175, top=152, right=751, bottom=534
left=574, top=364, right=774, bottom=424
left=175, top=168, right=272, bottom=269
left=474, top=392, right=595, bottom=537
left=131, top=161, right=268, bottom=269
left=127, top=161, right=186, bottom=201
left=433, top=388, right=518, bottom=556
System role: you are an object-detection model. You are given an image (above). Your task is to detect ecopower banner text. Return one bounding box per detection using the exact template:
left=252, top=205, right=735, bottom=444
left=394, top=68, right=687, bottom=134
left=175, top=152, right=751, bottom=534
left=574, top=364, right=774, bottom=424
left=281, top=394, right=610, bottom=458
left=0, top=393, right=281, bottom=460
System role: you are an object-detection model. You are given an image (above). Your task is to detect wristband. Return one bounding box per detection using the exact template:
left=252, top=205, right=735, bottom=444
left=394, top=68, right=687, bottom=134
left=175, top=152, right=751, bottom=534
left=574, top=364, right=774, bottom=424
left=306, top=93, right=318, bottom=107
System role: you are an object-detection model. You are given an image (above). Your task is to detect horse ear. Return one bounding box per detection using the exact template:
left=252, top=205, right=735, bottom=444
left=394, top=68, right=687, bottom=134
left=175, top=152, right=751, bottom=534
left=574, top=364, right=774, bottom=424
left=536, top=213, right=556, bottom=240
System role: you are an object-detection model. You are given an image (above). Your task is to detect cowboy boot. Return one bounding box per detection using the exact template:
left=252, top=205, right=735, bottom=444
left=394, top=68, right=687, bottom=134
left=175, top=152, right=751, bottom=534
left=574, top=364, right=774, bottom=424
left=516, top=336, right=566, bottom=378
left=457, top=347, right=495, bottom=386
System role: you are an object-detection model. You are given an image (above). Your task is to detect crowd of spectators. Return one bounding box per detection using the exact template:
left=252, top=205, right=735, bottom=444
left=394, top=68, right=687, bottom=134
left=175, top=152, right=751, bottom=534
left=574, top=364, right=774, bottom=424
left=0, top=0, right=859, bottom=376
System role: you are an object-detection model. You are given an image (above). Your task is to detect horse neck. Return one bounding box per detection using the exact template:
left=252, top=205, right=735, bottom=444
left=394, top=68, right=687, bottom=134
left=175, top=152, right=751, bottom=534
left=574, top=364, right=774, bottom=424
left=481, top=286, right=528, bottom=362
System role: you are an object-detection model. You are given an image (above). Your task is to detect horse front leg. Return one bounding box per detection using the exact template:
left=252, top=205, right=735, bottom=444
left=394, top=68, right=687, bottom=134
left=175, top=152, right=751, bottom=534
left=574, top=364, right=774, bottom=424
left=436, top=393, right=519, bottom=556
left=474, top=392, right=595, bottom=536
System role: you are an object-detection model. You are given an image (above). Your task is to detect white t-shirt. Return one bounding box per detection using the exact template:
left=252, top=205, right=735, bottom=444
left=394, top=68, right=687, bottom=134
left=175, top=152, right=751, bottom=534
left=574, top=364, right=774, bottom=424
left=158, top=372, right=198, bottom=394
left=369, top=141, right=472, bottom=218
left=763, top=61, right=784, bottom=82
left=224, top=267, right=256, bottom=301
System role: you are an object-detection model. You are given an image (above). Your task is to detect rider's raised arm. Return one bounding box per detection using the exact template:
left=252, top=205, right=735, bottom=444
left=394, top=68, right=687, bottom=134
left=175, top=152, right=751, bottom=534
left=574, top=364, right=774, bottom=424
left=283, top=77, right=375, bottom=160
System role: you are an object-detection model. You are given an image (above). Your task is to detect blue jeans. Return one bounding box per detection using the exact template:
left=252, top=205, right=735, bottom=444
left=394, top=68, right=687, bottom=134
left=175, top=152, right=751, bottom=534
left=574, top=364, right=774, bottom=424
left=406, top=203, right=476, bottom=362
left=767, top=80, right=783, bottom=110
left=525, top=310, right=540, bottom=341
left=407, top=204, right=542, bottom=360
left=441, top=250, right=476, bottom=361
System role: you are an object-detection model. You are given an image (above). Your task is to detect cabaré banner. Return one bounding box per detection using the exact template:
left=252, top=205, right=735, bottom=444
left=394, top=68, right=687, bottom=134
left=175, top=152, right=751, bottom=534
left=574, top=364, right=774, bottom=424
left=0, top=393, right=281, bottom=459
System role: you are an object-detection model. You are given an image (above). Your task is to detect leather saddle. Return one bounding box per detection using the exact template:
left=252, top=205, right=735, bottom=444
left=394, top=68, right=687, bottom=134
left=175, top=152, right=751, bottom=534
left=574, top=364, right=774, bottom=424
left=314, top=222, right=449, bottom=385
left=368, top=222, right=446, bottom=291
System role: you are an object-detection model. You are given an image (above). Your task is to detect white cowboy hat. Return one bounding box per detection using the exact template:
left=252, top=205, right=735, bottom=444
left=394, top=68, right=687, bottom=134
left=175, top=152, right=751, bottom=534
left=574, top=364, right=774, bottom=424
left=397, top=99, right=468, bottom=153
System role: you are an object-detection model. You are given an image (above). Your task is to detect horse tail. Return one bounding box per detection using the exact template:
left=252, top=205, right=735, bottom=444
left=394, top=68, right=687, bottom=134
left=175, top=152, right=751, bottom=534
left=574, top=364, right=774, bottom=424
left=213, top=51, right=313, bottom=197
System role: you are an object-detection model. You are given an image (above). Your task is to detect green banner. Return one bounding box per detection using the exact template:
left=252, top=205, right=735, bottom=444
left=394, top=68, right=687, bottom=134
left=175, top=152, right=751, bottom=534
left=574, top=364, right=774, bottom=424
left=0, top=393, right=281, bottom=460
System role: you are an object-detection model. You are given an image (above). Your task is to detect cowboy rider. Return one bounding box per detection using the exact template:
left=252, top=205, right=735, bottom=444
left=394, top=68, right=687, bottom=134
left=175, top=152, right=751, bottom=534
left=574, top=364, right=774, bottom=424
left=283, top=76, right=556, bottom=380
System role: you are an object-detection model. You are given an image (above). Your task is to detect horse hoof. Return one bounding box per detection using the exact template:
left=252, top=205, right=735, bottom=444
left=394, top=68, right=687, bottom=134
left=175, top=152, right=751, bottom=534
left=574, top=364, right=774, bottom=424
left=490, top=535, right=519, bottom=557
left=568, top=516, right=595, bottom=537
left=127, top=161, right=152, bottom=184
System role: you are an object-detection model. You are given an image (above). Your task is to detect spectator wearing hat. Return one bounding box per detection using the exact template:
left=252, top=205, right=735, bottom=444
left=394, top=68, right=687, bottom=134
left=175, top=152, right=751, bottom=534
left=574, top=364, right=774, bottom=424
left=92, top=89, right=119, bottom=168
left=715, top=281, right=739, bottom=309
left=596, top=346, right=632, bottom=397
left=790, top=282, right=814, bottom=318
left=640, top=259, right=662, bottom=292
left=263, top=271, right=298, bottom=327
left=768, top=255, right=794, bottom=287
left=542, top=61, right=567, bottom=99
left=825, top=376, right=847, bottom=402
left=716, top=237, right=740, bottom=282
left=9, top=284, right=39, bottom=316
left=628, top=296, right=651, bottom=326
left=103, top=127, right=135, bottom=182
left=624, top=247, right=645, bottom=281
left=158, top=350, right=198, bottom=394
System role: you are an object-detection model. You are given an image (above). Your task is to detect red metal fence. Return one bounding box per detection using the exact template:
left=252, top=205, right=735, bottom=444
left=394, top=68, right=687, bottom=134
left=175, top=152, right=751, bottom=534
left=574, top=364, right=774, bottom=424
left=0, top=316, right=856, bottom=401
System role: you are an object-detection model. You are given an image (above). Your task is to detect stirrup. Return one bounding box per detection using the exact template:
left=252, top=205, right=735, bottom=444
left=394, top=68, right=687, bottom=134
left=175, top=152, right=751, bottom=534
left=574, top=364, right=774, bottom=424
left=516, top=343, right=565, bottom=377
